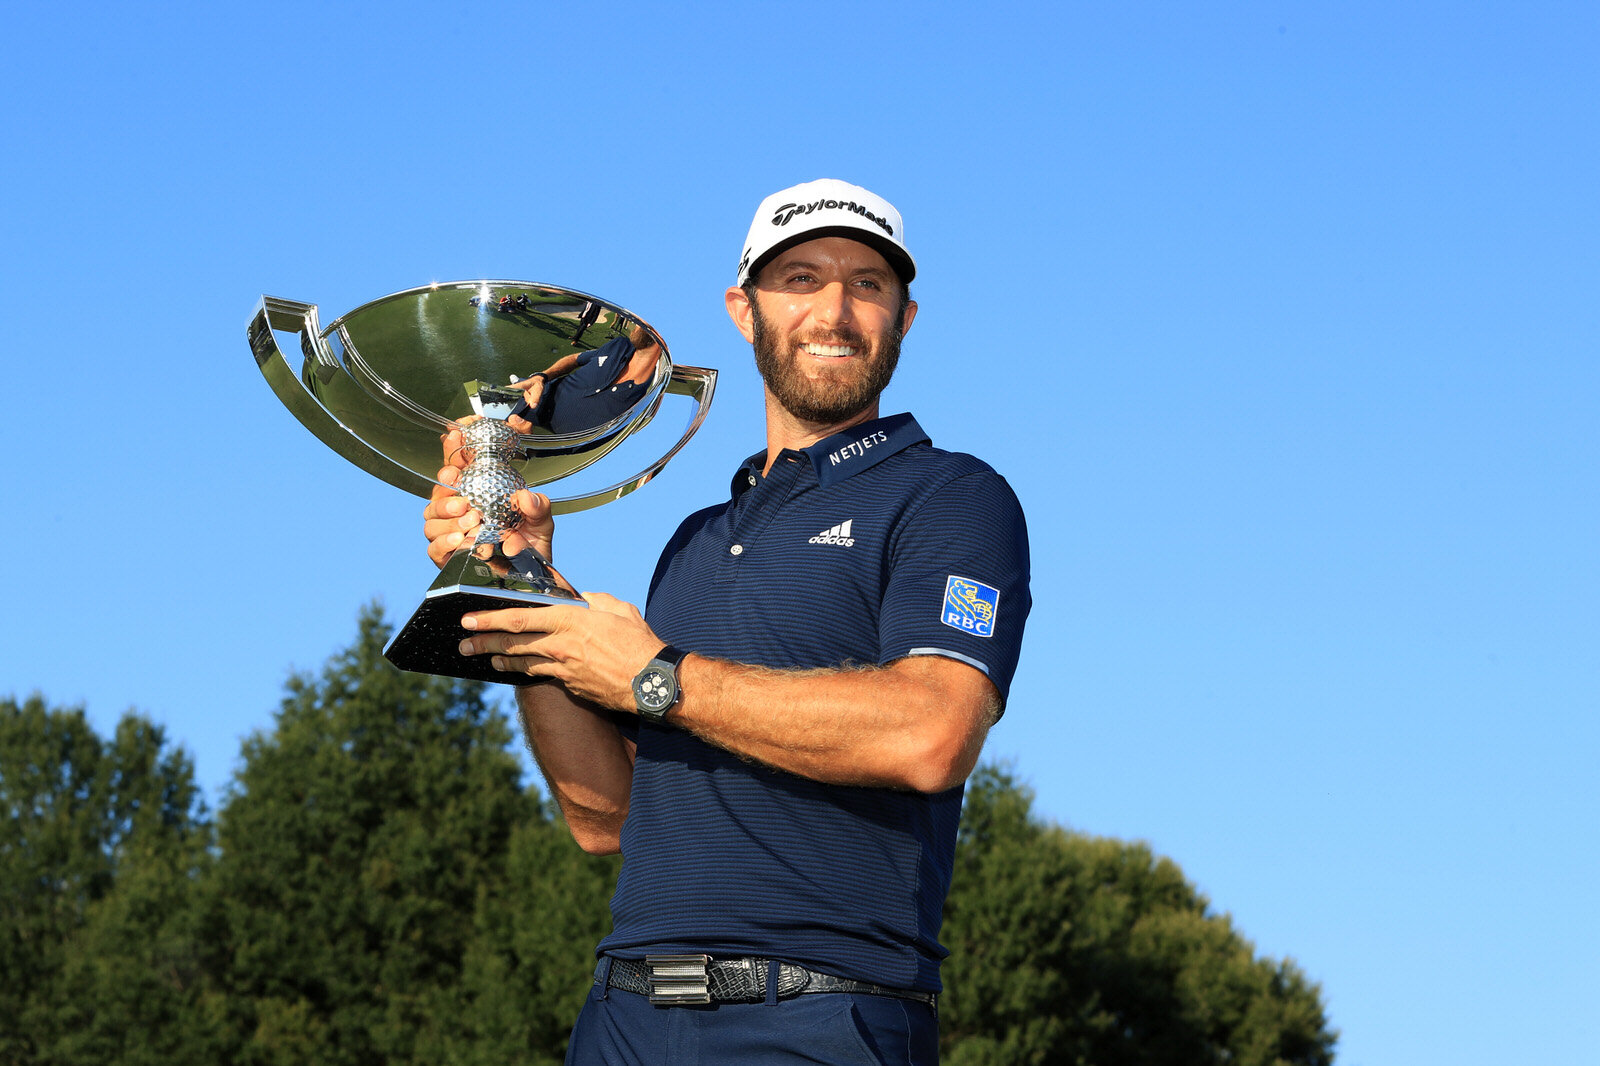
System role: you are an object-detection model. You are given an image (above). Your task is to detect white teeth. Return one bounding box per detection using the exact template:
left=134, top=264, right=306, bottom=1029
left=802, top=343, right=856, bottom=357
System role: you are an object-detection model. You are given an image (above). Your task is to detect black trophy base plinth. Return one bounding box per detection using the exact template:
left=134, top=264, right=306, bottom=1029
left=384, top=547, right=586, bottom=684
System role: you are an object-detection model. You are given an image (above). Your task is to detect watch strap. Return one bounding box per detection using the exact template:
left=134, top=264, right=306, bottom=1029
left=634, top=645, right=688, bottom=723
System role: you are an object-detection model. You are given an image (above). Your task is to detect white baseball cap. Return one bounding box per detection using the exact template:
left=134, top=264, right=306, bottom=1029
left=735, top=178, right=917, bottom=287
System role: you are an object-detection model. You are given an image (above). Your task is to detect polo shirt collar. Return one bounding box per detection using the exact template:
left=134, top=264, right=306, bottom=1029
left=730, top=412, right=931, bottom=496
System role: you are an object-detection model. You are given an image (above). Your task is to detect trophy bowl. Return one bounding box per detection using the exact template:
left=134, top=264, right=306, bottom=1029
left=249, top=281, right=715, bottom=683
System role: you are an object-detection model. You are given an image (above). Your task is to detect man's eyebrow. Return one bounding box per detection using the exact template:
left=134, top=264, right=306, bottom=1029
left=766, top=257, right=893, bottom=282
left=770, top=257, right=822, bottom=273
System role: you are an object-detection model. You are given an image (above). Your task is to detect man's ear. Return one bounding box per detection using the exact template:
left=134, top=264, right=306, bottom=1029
left=900, top=298, right=918, bottom=337
left=725, top=286, right=756, bottom=343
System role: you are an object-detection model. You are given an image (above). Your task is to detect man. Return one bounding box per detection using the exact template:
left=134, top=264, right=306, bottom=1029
left=424, top=179, right=1030, bottom=1064
left=508, top=323, right=661, bottom=435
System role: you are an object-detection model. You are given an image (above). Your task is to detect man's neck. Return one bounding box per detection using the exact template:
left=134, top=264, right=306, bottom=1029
left=620, top=344, right=658, bottom=385
left=761, top=394, right=880, bottom=476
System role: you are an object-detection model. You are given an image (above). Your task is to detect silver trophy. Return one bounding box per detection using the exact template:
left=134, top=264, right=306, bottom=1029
left=249, top=281, right=715, bottom=683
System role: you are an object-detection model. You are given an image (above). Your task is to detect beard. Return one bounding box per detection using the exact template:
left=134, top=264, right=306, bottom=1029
left=750, top=299, right=904, bottom=425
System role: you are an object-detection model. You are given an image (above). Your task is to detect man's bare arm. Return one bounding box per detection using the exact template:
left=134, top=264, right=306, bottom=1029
left=673, top=654, right=999, bottom=793
left=459, top=601, right=1000, bottom=794
left=516, top=683, right=635, bottom=855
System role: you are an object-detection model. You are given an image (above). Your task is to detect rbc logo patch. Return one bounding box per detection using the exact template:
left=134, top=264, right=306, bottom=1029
left=942, top=575, right=999, bottom=638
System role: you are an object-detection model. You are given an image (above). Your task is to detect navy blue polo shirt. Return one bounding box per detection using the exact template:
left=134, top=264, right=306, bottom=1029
left=596, top=413, right=1031, bottom=992
left=544, top=337, right=647, bottom=434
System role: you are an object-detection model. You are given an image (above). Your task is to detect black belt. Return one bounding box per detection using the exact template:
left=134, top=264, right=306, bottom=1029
left=600, top=954, right=937, bottom=1009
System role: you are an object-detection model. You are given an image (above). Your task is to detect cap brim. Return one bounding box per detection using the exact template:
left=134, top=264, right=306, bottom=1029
left=744, top=225, right=916, bottom=287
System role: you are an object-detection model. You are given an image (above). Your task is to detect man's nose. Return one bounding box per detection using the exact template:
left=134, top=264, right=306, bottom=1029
left=813, top=282, right=854, bottom=329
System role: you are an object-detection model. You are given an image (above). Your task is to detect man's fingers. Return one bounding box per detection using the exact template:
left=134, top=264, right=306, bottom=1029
left=425, top=502, right=473, bottom=528
left=499, top=491, right=555, bottom=561
left=426, top=448, right=477, bottom=568
left=456, top=632, right=567, bottom=683
left=581, top=592, right=644, bottom=621
left=425, top=472, right=479, bottom=523
left=422, top=503, right=477, bottom=529
left=425, top=467, right=477, bottom=563
left=484, top=654, right=562, bottom=682
left=427, top=530, right=469, bottom=565
left=439, top=429, right=470, bottom=467
left=461, top=608, right=544, bottom=635
left=515, top=490, right=552, bottom=522
left=500, top=529, right=535, bottom=557
left=458, top=632, right=548, bottom=658
left=424, top=497, right=475, bottom=524
left=425, top=469, right=467, bottom=515
left=460, top=604, right=584, bottom=636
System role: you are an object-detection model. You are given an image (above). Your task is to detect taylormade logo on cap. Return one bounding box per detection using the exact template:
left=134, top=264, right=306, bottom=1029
left=768, top=198, right=895, bottom=236
left=736, top=178, right=917, bottom=287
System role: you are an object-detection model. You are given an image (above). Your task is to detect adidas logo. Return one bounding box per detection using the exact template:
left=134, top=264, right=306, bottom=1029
left=808, top=519, right=856, bottom=547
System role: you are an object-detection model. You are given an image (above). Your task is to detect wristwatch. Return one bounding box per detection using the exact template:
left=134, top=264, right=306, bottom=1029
left=632, top=645, right=688, bottom=724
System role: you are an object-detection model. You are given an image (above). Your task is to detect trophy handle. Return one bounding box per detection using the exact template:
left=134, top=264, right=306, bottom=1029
left=546, top=363, right=717, bottom=515
left=249, top=297, right=437, bottom=497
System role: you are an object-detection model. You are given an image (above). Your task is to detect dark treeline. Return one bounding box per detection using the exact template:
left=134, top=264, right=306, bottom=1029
left=1, top=607, right=1335, bottom=1065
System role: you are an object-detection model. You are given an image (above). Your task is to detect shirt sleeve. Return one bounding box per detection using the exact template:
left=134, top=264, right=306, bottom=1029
left=877, top=470, right=1032, bottom=704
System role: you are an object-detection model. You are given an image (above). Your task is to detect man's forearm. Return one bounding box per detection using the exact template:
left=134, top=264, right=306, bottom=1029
left=515, top=683, right=634, bottom=854
left=542, top=352, right=581, bottom=380
left=456, top=602, right=999, bottom=794
left=670, top=654, right=998, bottom=794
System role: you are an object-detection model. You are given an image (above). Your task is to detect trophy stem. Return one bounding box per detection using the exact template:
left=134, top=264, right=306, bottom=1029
left=386, top=409, right=589, bottom=683
left=455, top=415, right=527, bottom=550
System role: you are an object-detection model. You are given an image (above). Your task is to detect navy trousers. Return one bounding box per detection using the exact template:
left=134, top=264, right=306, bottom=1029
left=564, top=967, right=939, bottom=1065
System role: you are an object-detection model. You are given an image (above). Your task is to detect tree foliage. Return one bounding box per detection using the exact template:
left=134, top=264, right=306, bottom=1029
left=941, top=766, right=1336, bottom=1065
left=437, top=814, right=619, bottom=1066
left=0, top=695, right=212, bottom=1064
left=204, top=604, right=546, bottom=1065
left=3, top=612, right=1337, bottom=1065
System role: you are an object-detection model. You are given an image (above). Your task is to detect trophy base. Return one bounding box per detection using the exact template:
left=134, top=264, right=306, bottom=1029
left=384, top=547, right=586, bottom=684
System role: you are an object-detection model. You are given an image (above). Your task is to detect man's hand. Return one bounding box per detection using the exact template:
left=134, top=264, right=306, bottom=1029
left=458, top=592, right=664, bottom=710
left=509, top=373, right=547, bottom=408
left=422, top=424, right=556, bottom=568
left=505, top=375, right=545, bottom=434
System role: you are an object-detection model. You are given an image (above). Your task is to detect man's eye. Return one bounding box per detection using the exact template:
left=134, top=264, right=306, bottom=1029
left=853, top=278, right=883, bottom=291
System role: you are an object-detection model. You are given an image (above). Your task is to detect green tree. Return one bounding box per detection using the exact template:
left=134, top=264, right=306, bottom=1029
left=204, top=604, right=540, bottom=1066
left=941, top=766, right=1337, bottom=1066
left=50, top=764, right=221, bottom=1064
left=0, top=696, right=212, bottom=1065
left=435, top=812, right=620, bottom=1066
left=6, top=633, right=1339, bottom=1066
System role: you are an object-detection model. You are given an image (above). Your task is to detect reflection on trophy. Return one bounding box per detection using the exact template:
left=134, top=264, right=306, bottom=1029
left=248, top=281, right=716, bottom=683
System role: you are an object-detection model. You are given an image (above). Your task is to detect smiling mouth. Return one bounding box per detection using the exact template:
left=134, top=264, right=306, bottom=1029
left=801, top=342, right=858, bottom=358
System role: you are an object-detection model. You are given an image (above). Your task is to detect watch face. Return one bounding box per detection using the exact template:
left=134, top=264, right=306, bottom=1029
left=635, top=667, right=675, bottom=711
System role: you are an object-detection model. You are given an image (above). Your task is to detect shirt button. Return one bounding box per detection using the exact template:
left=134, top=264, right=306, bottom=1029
left=729, top=544, right=744, bottom=556
left=746, top=474, right=757, bottom=486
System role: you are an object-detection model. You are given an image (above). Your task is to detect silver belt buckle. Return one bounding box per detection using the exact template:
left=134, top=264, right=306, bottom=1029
left=645, top=954, right=713, bottom=1005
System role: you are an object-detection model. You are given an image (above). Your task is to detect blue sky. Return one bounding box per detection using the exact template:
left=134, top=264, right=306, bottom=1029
left=2, top=4, right=1595, bottom=1063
